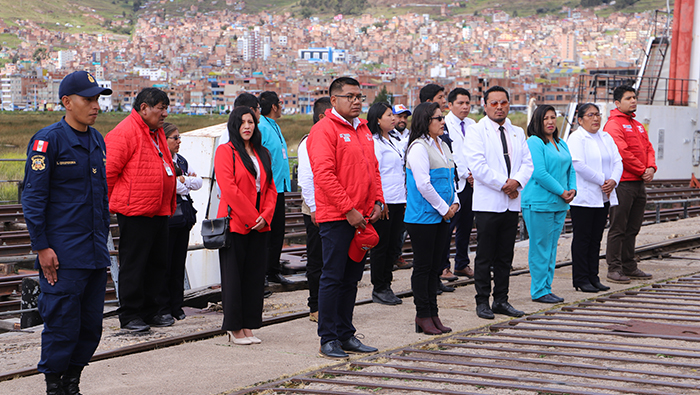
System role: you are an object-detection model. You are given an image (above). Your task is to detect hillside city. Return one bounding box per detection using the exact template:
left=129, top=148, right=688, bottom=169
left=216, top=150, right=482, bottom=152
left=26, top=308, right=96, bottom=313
left=0, top=1, right=668, bottom=114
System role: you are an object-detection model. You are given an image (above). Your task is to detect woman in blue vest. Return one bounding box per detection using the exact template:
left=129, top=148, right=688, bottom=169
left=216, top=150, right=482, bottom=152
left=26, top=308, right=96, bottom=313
left=522, top=105, right=576, bottom=304
left=164, top=122, right=202, bottom=320
left=405, top=102, right=460, bottom=335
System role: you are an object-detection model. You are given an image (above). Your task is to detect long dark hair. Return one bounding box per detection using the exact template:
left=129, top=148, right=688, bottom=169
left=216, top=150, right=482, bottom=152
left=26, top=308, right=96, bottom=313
left=367, top=102, right=392, bottom=142
left=226, top=106, right=273, bottom=185
left=527, top=104, right=559, bottom=144
left=407, top=102, right=440, bottom=149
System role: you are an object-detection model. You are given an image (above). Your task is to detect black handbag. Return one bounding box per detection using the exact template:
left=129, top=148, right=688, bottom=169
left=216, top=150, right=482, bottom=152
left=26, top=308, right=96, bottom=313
left=201, top=146, right=235, bottom=249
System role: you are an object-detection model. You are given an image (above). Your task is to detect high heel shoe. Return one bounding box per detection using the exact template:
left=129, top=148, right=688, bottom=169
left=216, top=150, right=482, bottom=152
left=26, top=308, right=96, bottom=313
left=591, top=281, right=610, bottom=291
left=415, top=317, right=441, bottom=335
left=574, top=283, right=599, bottom=293
left=431, top=316, right=452, bottom=333
left=227, top=331, right=252, bottom=345
left=247, top=336, right=262, bottom=344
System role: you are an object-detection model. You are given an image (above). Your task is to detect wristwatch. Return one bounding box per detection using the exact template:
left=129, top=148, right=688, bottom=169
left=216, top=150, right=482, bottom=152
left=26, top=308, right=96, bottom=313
left=375, top=201, right=384, bottom=211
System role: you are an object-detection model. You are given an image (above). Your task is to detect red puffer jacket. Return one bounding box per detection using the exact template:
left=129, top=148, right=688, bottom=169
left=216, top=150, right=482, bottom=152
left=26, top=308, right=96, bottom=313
left=105, top=110, right=176, bottom=217
left=307, top=109, right=384, bottom=223
left=603, top=108, right=657, bottom=182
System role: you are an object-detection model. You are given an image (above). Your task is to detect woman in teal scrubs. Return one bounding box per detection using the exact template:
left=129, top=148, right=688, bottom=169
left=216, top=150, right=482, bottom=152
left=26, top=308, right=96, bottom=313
left=522, top=105, right=576, bottom=304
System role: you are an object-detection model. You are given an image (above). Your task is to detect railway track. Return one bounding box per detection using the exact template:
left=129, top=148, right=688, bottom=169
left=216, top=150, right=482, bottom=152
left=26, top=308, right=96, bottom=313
left=2, top=233, right=700, bottom=387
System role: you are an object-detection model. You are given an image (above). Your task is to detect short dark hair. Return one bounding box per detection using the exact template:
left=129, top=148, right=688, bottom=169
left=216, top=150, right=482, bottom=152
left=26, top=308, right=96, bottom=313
left=527, top=105, right=559, bottom=144
left=234, top=92, right=259, bottom=110
left=407, top=102, right=441, bottom=149
left=259, top=91, right=280, bottom=116
left=329, top=77, right=360, bottom=96
left=576, top=103, right=599, bottom=120
left=133, top=87, right=169, bottom=111
left=367, top=102, right=393, bottom=140
left=483, top=86, right=510, bottom=103
left=313, top=97, right=332, bottom=124
left=613, top=85, right=636, bottom=102
left=419, top=84, right=445, bottom=103
left=163, top=122, right=178, bottom=137
left=448, top=87, right=471, bottom=103
left=226, top=106, right=272, bottom=185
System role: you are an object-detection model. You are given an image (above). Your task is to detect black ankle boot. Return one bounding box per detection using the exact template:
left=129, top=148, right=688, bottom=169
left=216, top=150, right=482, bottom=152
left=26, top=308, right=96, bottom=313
left=45, top=373, right=65, bottom=395
left=61, top=365, right=84, bottom=395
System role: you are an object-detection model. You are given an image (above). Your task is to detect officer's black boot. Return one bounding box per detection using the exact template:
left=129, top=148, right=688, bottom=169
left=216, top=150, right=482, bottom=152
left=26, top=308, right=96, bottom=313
left=61, top=365, right=83, bottom=395
left=45, top=373, right=65, bottom=395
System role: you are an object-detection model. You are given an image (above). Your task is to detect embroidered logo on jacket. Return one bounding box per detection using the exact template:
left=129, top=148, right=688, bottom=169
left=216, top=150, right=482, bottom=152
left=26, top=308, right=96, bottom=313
left=31, top=155, right=46, bottom=171
left=340, top=133, right=351, bottom=142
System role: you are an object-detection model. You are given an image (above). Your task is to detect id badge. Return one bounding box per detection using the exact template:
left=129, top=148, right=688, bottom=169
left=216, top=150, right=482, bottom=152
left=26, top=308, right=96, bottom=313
left=282, top=147, right=288, bottom=160
left=164, top=162, right=174, bottom=176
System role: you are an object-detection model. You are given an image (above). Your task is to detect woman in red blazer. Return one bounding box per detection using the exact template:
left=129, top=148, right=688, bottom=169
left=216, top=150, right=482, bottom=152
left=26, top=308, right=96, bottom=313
left=215, top=106, right=277, bottom=345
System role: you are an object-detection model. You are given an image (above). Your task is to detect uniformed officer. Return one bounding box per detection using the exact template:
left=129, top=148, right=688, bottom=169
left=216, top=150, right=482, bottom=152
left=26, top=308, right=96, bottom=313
left=22, top=70, right=112, bottom=395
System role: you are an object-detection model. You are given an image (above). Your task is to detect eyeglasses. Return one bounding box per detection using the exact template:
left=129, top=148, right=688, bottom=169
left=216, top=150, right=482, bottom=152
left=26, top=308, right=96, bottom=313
left=430, top=116, right=445, bottom=122
left=583, top=112, right=601, bottom=118
left=487, top=100, right=509, bottom=107
left=336, top=94, right=366, bottom=103
left=167, top=136, right=181, bottom=140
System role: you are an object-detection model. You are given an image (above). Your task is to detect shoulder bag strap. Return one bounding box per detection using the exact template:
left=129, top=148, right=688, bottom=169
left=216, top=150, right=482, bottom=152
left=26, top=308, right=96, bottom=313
left=203, top=144, right=235, bottom=219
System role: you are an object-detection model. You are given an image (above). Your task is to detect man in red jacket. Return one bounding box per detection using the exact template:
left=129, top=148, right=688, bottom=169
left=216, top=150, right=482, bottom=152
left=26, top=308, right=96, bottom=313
left=308, top=77, right=384, bottom=359
left=106, top=88, right=177, bottom=331
left=604, top=85, right=657, bottom=284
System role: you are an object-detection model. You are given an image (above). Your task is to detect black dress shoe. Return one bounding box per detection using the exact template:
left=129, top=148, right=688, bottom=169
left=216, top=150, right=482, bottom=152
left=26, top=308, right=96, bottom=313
left=438, top=282, right=455, bottom=293
left=591, top=281, right=610, bottom=291
left=549, top=293, right=565, bottom=303
left=492, top=302, right=525, bottom=317
left=476, top=303, right=495, bottom=319
left=147, top=314, right=175, bottom=327
left=268, top=273, right=293, bottom=285
left=372, top=289, right=399, bottom=305
left=174, top=312, right=187, bottom=321
left=340, top=336, right=378, bottom=353
left=264, top=290, right=272, bottom=298
left=574, top=283, right=599, bottom=293
left=319, top=340, right=349, bottom=359
left=121, top=318, right=150, bottom=332
left=532, top=294, right=560, bottom=304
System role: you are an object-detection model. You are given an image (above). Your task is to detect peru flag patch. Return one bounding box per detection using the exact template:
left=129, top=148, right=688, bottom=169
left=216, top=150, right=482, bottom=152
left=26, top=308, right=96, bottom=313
left=32, top=140, right=48, bottom=153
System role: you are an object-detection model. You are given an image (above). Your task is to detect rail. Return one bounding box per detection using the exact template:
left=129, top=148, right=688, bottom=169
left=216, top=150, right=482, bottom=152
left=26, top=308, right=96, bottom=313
left=575, top=73, right=697, bottom=106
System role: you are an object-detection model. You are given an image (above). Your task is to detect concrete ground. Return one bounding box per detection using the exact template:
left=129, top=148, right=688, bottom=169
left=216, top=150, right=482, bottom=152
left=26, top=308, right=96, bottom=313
left=2, top=216, right=700, bottom=395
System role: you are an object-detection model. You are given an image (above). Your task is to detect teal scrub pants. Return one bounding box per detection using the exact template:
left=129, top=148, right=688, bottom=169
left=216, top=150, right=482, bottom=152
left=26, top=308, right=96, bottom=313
left=522, top=209, right=567, bottom=300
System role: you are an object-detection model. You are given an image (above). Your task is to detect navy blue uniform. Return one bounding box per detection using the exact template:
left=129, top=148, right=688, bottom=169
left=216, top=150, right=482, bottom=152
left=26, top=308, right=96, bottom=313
left=22, top=118, right=110, bottom=374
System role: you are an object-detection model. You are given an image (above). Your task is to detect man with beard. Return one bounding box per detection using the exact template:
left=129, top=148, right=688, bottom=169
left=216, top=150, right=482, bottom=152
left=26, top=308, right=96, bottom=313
left=392, top=104, right=411, bottom=141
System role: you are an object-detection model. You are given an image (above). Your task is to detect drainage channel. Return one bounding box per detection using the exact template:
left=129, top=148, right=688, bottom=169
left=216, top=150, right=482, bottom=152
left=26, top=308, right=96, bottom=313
left=236, top=273, right=700, bottom=395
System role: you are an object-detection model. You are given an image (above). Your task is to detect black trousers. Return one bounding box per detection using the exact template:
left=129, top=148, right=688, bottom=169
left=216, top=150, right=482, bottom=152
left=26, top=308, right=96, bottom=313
left=406, top=221, right=450, bottom=318
left=219, top=230, right=268, bottom=331
left=441, top=186, right=474, bottom=271
left=303, top=214, right=323, bottom=313
left=166, top=225, right=191, bottom=317
left=266, top=192, right=286, bottom=277
left=473, top=210, right=519, bottom=306
left=116, top=214, right=170, bottom=325
left=570, top=203, right=609, bottom=287
left=370, top=204, right=406, bottom=292
left=607, top=181, right=646, bottom=274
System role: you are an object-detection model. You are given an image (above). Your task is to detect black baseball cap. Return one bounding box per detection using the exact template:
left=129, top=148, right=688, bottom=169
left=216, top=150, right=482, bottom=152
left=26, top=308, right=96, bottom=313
left=58, top=71, right=112, bottom=100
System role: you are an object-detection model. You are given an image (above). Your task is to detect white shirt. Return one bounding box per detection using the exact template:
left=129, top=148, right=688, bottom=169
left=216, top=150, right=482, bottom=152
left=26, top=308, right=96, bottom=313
left=332, top=108, right=360, bottom=130
left=173, top=153, right=203, bottom=197
left=406, top=136, right=460, bottom=216
left=297, top=137, right=316, bottom=211
left=373, top=133, right=407, bottom=204
left=567, top=128, right=623, bottom=207
left=444, top=111, right=476, bottom=192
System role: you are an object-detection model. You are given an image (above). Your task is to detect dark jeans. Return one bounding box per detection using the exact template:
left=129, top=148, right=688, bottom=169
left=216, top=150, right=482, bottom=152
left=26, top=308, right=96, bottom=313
left=266, top=192, right=286, bottom=277
left=606, top=181, right=646, bottom=274
left=441, top=186, right=474, bottom=271
left=571, top=204, right=609, bottom=287
left=219, top=230, right=268, bottom=331
left=317, top=220, right=365, bottom=345
left=38, top=268, right=107, bottom=374
left=303, top=214, right=323, bottom=313
left=116, top=214, right=170, bottom=326
left=166, top=225, right=191, bottom=317
left=473, top=210, right=519, bottom=306
left=406, top=221, right=450, bottom=318
left=370, top=204, right=405, bottom=291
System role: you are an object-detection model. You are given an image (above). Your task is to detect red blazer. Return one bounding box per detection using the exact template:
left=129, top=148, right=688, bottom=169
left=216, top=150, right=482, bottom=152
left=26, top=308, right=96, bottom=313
left=215, top=142, right=277, bottom=234
left=604, top=108, right=657, bottom=182
left=307, top=109, right=384, bottom=223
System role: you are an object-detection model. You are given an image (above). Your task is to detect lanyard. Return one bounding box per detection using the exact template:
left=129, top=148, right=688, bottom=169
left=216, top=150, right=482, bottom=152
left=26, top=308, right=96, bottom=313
left=150, top=133, right=174, bottom=177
